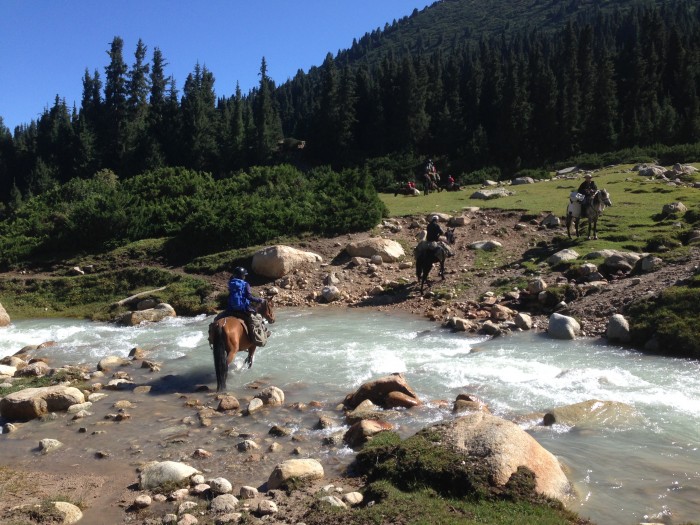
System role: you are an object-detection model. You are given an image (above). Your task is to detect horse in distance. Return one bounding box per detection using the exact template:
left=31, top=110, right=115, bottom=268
left=566, top=189, right=612, bottom=240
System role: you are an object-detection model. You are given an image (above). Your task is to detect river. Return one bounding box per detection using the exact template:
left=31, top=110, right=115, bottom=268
left=1, top=308, right=699, bottom=524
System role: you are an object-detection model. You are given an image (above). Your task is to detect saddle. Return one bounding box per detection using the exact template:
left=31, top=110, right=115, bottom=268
left=214, top=312, right=270, bottom=346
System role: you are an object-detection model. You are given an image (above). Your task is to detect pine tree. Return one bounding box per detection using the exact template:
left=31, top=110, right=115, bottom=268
left=103, top=36, right=129, bottom=172
left=181, top=63, right=218, bottom=171
left=252, top=57, right=282, bottom=164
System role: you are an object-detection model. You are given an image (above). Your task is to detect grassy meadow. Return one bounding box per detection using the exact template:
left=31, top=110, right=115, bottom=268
left=381, top=164, right=700, bottom=259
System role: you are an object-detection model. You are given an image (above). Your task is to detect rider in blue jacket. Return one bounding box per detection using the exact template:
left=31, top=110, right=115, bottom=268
left=216, top=267, right=263, bottom=337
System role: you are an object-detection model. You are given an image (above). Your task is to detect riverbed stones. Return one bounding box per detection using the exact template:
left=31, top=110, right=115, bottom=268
left=117, top=303, right=176, bottom=326
left=210, top=494, right=239, bottom=513
left=15, top=360, right=50, bottom=377
left=0, top=385, right=85, bottom=421
left=267, top=458, right=324, bottom=490
left=547, top=313, right=581, bottom=340
left=139, top=461, right=200, bottom=490
left=606, top=314, right=631, bottom=343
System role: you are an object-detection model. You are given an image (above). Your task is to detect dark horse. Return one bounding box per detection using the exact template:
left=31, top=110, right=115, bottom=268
left=415, top=228, right=456, bottom=293
left=566, top=188, right=613, bottom=240
left=208, top=299, right=275, bottom=392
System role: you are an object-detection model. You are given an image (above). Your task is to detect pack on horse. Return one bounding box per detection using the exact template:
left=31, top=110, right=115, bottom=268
left=208, top=299, right=275, bottom=392
left=415, top=228, right=456, bottom=293
left=566, top=188, right=613, bottom=240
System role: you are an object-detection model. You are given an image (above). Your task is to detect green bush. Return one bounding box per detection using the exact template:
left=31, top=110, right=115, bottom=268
left=627, top=285, right=700, bottom=358
left=0, top=164, right=387, bottom=266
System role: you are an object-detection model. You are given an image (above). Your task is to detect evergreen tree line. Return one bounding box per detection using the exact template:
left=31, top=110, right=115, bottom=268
left=1, top=3, right=700, bottom=207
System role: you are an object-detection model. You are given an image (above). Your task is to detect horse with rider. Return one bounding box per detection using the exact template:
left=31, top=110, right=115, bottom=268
left=566, top=173, right=613, bottom=240
left=414, top=215, right=456, bottom=293
left=209, top=267, right=275, bottom=391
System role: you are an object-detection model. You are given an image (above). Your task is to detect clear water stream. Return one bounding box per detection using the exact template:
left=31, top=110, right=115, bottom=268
left=1, top=308, right=698, bottom=524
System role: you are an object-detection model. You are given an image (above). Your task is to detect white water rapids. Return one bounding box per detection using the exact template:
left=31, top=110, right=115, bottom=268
left=1, top=308, right=698, bottom=524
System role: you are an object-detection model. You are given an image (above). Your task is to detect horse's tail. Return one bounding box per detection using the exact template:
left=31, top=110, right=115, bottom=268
left=211, top=322, right=228, bottom=392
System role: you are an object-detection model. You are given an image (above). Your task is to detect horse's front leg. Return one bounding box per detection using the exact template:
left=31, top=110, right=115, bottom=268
left=244, top=348, right=256, bottom=368
left=439, top=260, right=446, bottom=279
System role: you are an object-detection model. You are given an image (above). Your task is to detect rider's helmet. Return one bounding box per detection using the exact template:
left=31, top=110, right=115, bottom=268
left=233, top=267, right=248, bottom=279
left=430, top=215, right=439, bottom=223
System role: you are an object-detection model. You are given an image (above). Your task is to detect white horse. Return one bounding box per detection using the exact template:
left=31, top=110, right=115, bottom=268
left=566, top=189, right=613, bottom=240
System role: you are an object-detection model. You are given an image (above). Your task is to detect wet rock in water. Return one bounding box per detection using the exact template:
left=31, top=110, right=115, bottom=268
left=217, top=395, right=239, bottom=411
left=343, top=373, right=421, bottom=410
left=547, top=313, right=580, bottom=340
left=255, top=385, right=284, bottom=406
left=139, top=461, right=199, bottom=490
left=0, top=385, right=85, bottom=421
left=39, top=438, right=64, bottom=454
left=267, top=458, right=324, bottom=490
left=542, top=399, right=642, bottom=429
left=97, top=355, right=129, bottom=371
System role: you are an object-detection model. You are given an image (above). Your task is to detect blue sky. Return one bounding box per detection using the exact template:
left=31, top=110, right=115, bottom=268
left=0, top=0, right=435, bottom=132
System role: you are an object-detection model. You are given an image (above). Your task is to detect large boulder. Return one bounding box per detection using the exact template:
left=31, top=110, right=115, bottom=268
left=252, top=245, right=323, bottom=278
left=0, top=385, right=85, bottom=421
left=0, top=302, right=10, bottom=327
left=345, top=238, right=405, bottom=263
left=547, top=313, right=580, bottom=340
left=117, top=303, right=176, bottom=326
left=139, top=461, right=199, bottom=490
left=411, top=412, right=572, bottom=501
left=267, top=459, right=324, bottom=490
left=344, top=373, right=421, bottom=410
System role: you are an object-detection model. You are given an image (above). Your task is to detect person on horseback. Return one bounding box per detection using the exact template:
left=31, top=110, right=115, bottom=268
left=216, top=267, right=266, bottom=342
left=415, top=215, right=446, bottom=260
left=577, top=173, right=598, bottom=215
left=426, top=215, right=445, bottom=242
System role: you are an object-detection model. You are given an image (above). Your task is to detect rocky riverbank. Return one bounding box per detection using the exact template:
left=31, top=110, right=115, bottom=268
left=1, top=207, right=698, bottom=524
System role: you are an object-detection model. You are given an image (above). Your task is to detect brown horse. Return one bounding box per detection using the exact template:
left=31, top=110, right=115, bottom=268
left=209, top=299, right=275, bottom=392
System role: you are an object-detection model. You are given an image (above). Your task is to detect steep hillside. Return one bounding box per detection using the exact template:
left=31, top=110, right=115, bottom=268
left=336, top=0, right=685, bottom=68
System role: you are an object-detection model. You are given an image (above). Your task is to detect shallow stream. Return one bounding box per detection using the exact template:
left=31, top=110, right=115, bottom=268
left=1, top=308, right=698, bottom=524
